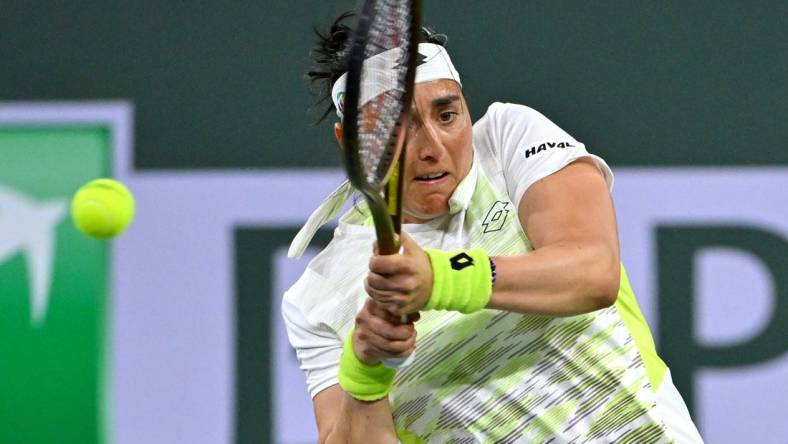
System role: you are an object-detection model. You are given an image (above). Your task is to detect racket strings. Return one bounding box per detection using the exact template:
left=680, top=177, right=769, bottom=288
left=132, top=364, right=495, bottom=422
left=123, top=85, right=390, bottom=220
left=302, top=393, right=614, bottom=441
left=357, top=0, right=413, bottom=186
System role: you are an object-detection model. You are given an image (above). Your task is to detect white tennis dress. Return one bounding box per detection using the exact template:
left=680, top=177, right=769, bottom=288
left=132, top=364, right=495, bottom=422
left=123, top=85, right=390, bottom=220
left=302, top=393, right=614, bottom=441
left=284, top=103, right=703, bottom=443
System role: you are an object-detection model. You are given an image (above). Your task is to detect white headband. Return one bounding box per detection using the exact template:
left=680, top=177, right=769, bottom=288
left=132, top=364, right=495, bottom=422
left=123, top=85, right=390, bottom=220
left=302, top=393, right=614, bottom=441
left=331, top=43, right=461, bottom=119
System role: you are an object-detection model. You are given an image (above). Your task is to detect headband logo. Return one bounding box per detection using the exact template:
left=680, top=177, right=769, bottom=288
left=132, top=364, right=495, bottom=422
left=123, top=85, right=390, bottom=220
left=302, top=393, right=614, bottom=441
left=416, top=51, right=428, bottom=66
left=335, top=91, right=345, bottom=115
left=395, top=49, right=428, bottom=71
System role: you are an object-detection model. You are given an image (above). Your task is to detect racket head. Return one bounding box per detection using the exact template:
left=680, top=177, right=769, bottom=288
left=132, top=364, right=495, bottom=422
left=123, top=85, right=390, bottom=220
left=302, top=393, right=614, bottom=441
left=341, top=0, right=420, bottom=254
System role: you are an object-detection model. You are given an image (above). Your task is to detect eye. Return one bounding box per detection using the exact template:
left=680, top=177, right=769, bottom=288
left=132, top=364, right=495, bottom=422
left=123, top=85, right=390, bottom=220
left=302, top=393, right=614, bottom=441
left=439, top=111, right=457, bottom=124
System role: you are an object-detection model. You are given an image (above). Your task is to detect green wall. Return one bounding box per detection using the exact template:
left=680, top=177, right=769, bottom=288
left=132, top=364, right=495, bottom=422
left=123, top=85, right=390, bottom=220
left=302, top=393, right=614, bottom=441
left=3, top=1, right=785, bottom=169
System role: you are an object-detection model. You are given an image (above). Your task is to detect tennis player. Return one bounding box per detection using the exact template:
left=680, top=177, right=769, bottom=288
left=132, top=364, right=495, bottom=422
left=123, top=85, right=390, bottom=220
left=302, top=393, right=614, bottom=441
left=284, top=11, right=704, bottom=443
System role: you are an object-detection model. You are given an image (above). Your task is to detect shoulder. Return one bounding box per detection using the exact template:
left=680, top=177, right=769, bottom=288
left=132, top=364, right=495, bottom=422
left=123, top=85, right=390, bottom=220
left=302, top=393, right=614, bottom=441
left=473, top=102, right=575, bottom=160
left=474, top=102, right=548, bottom=131
left=472, top=102, right=614, bottom=207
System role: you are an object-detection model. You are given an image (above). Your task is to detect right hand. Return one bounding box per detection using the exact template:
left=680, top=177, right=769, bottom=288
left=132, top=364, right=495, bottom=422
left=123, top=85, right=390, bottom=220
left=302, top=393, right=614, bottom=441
left=352, top=298, right=419, bottom=366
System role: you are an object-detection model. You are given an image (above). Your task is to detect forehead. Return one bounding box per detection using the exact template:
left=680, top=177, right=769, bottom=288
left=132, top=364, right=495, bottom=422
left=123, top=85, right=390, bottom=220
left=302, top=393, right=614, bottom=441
left=413, top=79, right=463, bottom=105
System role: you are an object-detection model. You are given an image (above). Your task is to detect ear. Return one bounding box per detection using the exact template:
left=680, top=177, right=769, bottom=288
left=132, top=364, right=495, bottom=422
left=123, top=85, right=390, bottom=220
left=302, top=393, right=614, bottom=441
left=334, top=122, right=344, bottom=150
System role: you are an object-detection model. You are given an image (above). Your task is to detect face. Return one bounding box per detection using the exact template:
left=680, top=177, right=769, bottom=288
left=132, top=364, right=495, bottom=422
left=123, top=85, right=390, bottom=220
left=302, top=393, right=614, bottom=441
left=333, top=79, right=473, bottom=224
left=400, top=79, right=473, bottom=223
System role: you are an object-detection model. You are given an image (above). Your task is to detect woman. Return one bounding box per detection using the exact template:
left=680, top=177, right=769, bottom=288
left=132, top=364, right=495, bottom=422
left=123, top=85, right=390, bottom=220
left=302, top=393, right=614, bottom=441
left=284, top=11, right=703, bottom=443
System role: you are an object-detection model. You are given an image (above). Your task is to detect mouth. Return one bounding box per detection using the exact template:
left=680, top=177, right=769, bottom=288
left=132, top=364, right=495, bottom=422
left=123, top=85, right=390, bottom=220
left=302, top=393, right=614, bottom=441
left=413, top=172, right=449, bottom=182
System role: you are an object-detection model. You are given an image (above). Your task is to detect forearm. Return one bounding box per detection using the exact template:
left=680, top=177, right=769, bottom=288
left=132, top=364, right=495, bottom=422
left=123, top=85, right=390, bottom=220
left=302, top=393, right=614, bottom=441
left=321, top=394, right=398, bottom=444
left=487, top=240, right=620, bottom=316
left=319, top=305, right=414, bottom=444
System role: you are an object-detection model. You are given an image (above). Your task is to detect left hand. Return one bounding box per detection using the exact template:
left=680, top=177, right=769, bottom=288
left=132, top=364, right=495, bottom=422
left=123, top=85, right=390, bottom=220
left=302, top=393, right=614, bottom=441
left=364, top=232, right=433, bottom=317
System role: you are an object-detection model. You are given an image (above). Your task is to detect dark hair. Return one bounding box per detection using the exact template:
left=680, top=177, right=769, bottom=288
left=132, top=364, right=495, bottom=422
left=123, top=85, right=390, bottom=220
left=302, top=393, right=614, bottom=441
left=307, top=10, right=449, bottom=122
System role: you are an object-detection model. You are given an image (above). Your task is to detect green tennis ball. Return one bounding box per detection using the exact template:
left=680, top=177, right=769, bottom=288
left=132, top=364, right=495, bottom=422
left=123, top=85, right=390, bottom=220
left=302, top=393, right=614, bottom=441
left=71, top=178, right=136, bottom=239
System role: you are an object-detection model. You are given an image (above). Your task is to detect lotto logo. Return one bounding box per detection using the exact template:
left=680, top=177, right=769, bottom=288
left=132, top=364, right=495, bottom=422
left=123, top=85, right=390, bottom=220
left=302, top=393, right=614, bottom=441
left=450, top=252, right=475, bottom=271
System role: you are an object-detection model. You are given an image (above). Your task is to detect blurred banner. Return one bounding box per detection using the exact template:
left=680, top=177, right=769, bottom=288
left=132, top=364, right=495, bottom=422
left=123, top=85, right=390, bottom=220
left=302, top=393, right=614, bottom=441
left=0, top=107, right=112, bottom=443
left=2, top=102, right=786, bottom=444
left=1, top=1, right=786, bottom=444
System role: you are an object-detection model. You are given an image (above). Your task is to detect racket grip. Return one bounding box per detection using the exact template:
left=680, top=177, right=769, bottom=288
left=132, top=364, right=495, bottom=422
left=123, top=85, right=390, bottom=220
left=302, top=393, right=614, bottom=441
left=383, top=354, right=414, bottom=369
left=382, top=315, right=416, bottom=368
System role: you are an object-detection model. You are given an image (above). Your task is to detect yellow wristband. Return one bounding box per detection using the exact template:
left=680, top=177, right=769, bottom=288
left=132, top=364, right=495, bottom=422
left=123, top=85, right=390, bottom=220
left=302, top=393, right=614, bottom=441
left=423, top=248, right=492, bottom=313
left=337, top=328, right=396, bottom=401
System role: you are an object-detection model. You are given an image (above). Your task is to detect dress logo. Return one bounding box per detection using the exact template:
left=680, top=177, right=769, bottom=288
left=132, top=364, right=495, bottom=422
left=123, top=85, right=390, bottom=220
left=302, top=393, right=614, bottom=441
left=482, top=201, right=510, bottom=233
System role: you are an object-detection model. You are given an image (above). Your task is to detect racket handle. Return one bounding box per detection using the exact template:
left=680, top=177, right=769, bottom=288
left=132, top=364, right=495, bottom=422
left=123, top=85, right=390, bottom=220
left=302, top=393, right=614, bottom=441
left=383, top=353, right=414, bottom=369
left=382, top=315, right=415, bottom=368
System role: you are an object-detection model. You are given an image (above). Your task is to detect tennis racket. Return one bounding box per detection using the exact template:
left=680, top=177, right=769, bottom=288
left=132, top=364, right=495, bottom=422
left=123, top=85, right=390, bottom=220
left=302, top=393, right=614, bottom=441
left=342, top=0, right=421, bottom=367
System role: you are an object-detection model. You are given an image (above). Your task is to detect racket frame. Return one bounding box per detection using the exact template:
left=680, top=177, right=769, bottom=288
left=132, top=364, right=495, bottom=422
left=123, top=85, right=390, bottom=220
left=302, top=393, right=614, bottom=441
left=342, top=0, right=421, bottom=255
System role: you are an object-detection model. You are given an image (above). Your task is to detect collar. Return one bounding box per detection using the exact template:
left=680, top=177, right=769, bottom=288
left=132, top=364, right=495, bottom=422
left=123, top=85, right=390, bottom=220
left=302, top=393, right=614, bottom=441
left=447, top=155, right=478, bottom=215
left=287, top=155, right=479, bottom=259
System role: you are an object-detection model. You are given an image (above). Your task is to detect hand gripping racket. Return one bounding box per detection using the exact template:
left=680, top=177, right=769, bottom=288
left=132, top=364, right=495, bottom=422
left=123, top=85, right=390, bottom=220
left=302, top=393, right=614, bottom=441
left=342, top=0, right=421, bottom=367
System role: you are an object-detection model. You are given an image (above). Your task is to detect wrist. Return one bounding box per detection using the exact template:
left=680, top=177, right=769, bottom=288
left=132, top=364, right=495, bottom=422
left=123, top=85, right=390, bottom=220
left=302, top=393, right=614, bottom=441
left=351, top=334, right=380, bottom=366
left=338, top=328, right=396, bottom=401
left=423, top=248, right=493, bottom=313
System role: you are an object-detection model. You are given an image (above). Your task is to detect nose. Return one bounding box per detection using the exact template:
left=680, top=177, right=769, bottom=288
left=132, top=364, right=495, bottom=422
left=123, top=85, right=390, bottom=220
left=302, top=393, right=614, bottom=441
left=409, top=121, right=446, bottom=162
